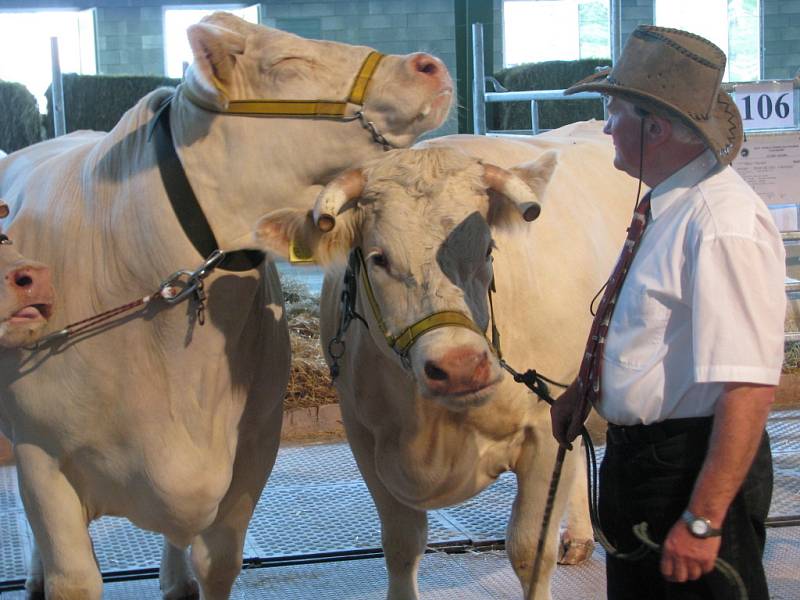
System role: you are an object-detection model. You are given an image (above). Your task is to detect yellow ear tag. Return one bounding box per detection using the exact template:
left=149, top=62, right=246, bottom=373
left=289, top=239, right=315, bottom=264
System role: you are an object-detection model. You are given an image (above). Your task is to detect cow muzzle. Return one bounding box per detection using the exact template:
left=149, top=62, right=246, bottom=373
left=0, top=259, right=55, bottom=348
left=410, top=328, right=503, bottom=409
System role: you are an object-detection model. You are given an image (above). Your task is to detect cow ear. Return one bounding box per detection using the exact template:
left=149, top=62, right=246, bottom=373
left=510, top=150, right=558, bottom=203
left=254, top=208, right=358, bottom=267
left=186, top=22, right=245, bottom=100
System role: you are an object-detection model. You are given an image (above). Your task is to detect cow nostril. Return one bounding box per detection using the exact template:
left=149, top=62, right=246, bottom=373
left=14, top=273, right=32, bottom=288
left=417, top=60, right=438, bottom=75
left=424, top=361, right=448, bottom=381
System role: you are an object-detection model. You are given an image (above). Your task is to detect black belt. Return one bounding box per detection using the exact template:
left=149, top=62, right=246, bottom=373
left=151, top=96, right=265, bottom=272
left=606, top=417, right=712, bottom=445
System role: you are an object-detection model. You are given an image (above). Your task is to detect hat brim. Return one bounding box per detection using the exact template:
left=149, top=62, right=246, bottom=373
left=565, top=70, right=742, bottom=165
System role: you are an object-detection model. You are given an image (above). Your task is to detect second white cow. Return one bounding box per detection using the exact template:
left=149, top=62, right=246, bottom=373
left=255, top=121, right=638, bottom=599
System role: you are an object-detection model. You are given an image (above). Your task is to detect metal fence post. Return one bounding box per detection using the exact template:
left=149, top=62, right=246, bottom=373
left=472, top=22, right=487, bottom=135
left=530, top=100, right=539, bottom=134
left=50, top=36, right=66, bottom=137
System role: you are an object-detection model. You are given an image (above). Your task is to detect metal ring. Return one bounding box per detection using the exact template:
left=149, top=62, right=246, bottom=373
left=328, top=338, right=346, bottom=360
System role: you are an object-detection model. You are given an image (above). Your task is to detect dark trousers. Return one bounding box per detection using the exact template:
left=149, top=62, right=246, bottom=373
left=599, top=418, right=773, bottom=600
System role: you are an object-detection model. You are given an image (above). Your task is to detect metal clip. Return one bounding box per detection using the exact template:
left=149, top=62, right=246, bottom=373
left=194, top=279, right=207, bottom=326
left=159, top=270, right=198, bottom=305
left=158, top=250, right=226, bottom=306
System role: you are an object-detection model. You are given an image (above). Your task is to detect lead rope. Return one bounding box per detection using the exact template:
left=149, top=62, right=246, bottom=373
left=25, top=250, right=226, bottom=350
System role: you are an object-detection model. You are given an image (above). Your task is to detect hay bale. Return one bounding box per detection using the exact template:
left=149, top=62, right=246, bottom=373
left=286, top=311, right=339, bottom=410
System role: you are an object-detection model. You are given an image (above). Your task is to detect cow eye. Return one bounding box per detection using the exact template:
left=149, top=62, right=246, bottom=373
left=368, top=251, right=389, bottom=270
left=372, top=254, right=389, bottom=269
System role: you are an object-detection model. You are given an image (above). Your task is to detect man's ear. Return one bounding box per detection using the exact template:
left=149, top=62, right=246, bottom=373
left=186, top=22, right=245, bottom=100
left=644, top=114, right=672, bottom=145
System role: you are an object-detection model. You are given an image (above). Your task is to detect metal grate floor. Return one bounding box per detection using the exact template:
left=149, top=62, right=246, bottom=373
left=1, top=410, right=799, bottom=598
left=1, top=528, right=798, bottom=599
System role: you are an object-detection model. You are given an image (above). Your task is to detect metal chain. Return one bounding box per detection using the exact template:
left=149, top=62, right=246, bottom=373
left=353, top=111, right=394, bottom=151
left=328, top=252, right=369, bottom=382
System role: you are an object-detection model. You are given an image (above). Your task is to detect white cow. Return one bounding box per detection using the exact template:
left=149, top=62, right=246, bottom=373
left=0, top=12, right=452, bottom=600
left=254, top=122, right=638, bottom=600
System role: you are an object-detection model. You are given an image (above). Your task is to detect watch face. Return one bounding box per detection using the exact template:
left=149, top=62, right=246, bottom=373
left=690, top=519, right=708, bottom=536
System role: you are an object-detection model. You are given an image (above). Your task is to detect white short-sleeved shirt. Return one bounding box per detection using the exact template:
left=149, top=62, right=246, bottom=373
left=598, top=149, right=786, bottom=426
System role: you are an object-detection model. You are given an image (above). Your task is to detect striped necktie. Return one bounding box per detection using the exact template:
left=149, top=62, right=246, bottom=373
left=577, top=192, right=652, bottom=406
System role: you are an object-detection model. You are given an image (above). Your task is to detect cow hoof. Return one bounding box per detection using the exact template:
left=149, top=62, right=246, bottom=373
left=24, top=578, right=44, bottom=600
left=557, top=537, right=595, bottom=565
left=162, top=580, right=200, bottom=600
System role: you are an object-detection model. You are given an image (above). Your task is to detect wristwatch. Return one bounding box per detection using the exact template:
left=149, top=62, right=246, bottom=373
left=681, top=510, right=722, bottom=538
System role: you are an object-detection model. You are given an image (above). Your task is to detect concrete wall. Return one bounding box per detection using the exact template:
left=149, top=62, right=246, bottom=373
left=619, top=0, right=653, bottom=54
left=3, top=0, right=800, bottom=124
left=96, top=6, right=164, bottom=75
left=763, top=0, right=800, bottom=79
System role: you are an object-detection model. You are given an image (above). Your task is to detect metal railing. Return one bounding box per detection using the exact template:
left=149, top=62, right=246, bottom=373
left=471, top=23, right=605, bottom=135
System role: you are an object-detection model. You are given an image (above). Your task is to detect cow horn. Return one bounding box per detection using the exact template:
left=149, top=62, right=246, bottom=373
left=482, top=163, right=541, bottom=222
left=312, top=169, right=366, bottom=232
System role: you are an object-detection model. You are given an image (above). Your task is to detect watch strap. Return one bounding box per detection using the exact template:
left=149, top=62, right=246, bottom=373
left=681, top=510, right=722, bottom=538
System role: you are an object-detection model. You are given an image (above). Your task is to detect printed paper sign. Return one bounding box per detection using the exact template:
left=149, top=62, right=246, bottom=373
left=733, top=131, right=800, bottom=208
left=733, top=81, right=796, bottom=131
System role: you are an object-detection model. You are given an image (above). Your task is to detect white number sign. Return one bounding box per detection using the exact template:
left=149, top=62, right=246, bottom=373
left=733, top=81, right=796, bottom=131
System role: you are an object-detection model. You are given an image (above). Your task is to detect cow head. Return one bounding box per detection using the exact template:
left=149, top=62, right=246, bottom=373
left=254, top=147, right=558, bottom=410
left=0, top=204, right=55, bottom=348
left=182, top=12, right=453, bottom=150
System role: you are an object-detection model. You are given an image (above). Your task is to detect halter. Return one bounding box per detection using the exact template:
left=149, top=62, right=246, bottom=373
left=328, top=247, right=497, bottom=378
left=186, top=51, right=395, bottom=150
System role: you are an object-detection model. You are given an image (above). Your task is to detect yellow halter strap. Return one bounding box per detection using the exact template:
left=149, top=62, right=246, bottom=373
left=353, top=247, right=489, bottom=360
left=217, top=51, right=385, bottom=119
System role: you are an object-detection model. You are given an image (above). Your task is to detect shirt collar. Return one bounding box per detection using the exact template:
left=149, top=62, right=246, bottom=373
left=649, top=149, right=719, bottom=220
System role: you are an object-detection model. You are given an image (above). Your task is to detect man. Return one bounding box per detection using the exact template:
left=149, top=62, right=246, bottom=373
left=551, top=26, right=786, bottom=600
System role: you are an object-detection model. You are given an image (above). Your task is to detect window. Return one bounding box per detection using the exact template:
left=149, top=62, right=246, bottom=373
left=0, top=9, right=97, bottom=112
left=503, top=0, right=610, bottom=67
left=655, top=0, right=760, bottom=81
left=163, top=4, right=259, bottom=78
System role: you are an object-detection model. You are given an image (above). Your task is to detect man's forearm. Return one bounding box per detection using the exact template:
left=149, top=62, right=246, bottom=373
left=687, top=383, right=774, bottom=528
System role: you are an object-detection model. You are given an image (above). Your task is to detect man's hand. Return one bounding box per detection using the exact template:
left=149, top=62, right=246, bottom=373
left=550, top=379, right=589, bottom=450
left=660, top=518, right=720, bottom=582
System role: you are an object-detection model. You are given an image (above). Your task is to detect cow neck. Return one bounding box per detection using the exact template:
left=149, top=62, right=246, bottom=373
left=150, top=98, right=265, bottom=272
left=351, top=247, right=496, bottom=363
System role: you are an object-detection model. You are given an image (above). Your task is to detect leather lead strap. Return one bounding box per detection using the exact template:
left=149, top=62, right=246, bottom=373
left=152, top=98, right=265, bottom=272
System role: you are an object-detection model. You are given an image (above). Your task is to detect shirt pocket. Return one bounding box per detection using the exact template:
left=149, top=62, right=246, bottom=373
left=605, top=282, right=670, bottom=370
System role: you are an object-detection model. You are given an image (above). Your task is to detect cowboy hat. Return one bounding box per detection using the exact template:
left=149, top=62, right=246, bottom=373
left=564, top=25, right=742, bottom=165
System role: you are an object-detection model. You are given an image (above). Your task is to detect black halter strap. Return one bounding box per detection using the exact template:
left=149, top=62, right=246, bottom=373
left=151, top=97, right=265, bottom=272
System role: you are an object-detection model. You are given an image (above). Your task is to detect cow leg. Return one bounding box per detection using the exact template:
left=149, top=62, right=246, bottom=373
left=343, top=414, right=427, bottom=600
left=507, top=417, right=577, bottom=600
left=558, top=442, right=595, bottom=565
left=25, top=543, right=44, bottom=599
left=188, top=401, right=284, bottom=600
left=160, top=541, right=199, bottom=599
left=15, top=443, right=102, bottom=600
